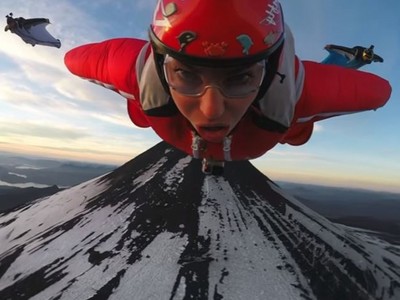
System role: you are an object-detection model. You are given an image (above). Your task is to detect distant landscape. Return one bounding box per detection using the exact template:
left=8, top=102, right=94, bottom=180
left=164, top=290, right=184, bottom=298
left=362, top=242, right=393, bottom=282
left=0, top=151, right=117, bottom=212
left=276, top=181, right=400, bottom=243
left=0, top=151, right=117, bottom=187
left=1, top=151, right=399, bottom=243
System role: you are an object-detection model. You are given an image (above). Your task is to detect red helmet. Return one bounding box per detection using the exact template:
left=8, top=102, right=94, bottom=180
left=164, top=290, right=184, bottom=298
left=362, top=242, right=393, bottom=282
left=149, top=0, right=285, bottom=67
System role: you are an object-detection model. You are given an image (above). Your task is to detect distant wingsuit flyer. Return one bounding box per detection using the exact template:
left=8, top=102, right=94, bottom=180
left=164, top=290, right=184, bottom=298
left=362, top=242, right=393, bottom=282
left=322, top=44, right=384, bottom=69
left=5, top=13, right=61, bottom=48
left=64, top=0, right=391, bottom=174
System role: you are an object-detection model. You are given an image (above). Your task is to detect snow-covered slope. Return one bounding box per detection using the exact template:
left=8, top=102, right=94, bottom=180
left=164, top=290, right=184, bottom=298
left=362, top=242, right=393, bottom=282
left=0, top=142, right=399, bottom=300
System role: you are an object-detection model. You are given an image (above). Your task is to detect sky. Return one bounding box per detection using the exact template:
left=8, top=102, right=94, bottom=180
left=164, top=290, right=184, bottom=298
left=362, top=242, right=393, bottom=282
left=0, top=0, right=399, bottom=193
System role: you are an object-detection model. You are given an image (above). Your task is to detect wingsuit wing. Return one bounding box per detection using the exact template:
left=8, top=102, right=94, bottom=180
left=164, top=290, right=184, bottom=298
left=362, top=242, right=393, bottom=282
left=281, top=61, right=391, bottom=146
left=64, top=38, right=151, bottom=128
left=279, top=40, right=390, bottom=146
left=6, top=15, right=61, bottom=48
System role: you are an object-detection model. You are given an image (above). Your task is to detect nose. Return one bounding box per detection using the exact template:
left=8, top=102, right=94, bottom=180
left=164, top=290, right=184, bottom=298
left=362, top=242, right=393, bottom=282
left=199, top=86, right=225, bottom=120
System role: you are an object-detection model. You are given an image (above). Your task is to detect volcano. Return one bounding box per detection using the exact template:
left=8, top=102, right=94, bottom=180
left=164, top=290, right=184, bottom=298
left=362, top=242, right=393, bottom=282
left=0, top=142, right=399, bottom=300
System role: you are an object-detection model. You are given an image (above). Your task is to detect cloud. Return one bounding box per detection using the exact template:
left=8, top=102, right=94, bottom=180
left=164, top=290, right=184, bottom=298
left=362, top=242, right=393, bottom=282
left=0, top=1, right=114, bottom=118
left=89, top=112, right=133, bottom=128
left=0, top=117, right=159, bottom=164
left=313, top=123, right=323, bottom=132
left=55, top=75, right=129, bottom=114
left=0, top=0, right=162, bottom=165
left=0, top=74, right=83, bottom=117
left=0, top=119, right=89, bottom=140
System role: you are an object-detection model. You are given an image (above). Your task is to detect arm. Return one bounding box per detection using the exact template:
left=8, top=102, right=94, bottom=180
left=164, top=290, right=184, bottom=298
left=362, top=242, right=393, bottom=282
left=294, top=61, right=391, bottom=123
left=282, top=61, right=391, bottom=146
left=64, top=38, right=151, bottom=127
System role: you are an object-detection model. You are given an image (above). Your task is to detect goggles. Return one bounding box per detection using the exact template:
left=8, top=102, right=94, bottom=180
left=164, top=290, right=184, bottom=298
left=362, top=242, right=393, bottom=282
left=163, top=55, right=266, bottom=98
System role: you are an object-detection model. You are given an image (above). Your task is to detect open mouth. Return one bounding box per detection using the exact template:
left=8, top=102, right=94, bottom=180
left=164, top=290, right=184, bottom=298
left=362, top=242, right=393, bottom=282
left=197, top=126, right=229, bottom=143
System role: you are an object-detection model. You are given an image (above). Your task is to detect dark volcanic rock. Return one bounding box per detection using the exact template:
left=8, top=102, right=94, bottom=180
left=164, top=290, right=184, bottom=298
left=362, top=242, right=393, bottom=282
left=0, top=185, right=63, bottom=213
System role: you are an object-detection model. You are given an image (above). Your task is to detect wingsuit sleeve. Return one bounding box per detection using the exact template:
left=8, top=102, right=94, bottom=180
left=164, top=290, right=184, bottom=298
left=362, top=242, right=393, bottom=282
left=295, top=61, right=391, bottom=122
left=281, top=61, right=392, bottom=145
left=64, top=38, right=151, bottom=128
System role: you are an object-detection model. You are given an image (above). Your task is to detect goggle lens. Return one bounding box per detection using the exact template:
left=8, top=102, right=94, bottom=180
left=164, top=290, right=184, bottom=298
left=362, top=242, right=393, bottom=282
left=163, top=55, right=266, bottom=98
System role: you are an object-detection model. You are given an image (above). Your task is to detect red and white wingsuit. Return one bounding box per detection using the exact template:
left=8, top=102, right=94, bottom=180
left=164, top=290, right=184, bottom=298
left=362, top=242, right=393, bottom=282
left=64, top=25, right=391, bottom=161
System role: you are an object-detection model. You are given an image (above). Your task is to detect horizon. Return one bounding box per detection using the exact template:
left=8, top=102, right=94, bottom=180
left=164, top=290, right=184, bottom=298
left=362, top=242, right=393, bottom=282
left=0, top=0, right=399, bottom=193
left=1, top=148, right=399, bottom=196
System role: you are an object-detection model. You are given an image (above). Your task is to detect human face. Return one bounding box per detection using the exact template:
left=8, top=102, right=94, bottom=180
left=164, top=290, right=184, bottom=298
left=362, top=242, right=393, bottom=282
left=164, top=56, right=265, bottom=143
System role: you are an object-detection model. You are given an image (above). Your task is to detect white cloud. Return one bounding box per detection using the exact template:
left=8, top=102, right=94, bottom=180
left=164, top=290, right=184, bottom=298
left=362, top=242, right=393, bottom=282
left=313, top=123, right=323, bottom=132
left=89, top=112, right=133, bottom=128
left=0, top=119, right=88, bottom=139
left=0, top=0, right=160, bottom=164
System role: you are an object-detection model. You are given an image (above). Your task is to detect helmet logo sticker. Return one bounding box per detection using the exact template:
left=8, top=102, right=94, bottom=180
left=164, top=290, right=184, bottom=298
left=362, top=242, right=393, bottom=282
left=236, top=34, right=254, bottom=55
left=264, top=32, right=279, bottom=46
left=259, top=0, right=281, bottom=26
left=163, top=2, right=177, bottom=17
left=153, top=0, right=172, bottom=28
left=202, top=41, right=228, bottom=57
left=178, top=31, right=197, bottom=52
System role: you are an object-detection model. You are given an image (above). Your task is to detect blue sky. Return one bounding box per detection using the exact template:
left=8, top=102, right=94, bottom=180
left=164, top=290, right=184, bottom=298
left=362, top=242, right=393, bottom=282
left=0, top=0, right=399, bottom=193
